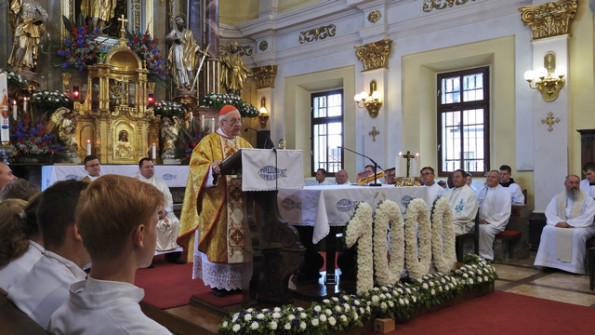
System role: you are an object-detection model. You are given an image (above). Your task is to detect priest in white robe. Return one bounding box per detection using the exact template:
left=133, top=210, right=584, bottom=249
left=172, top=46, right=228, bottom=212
left=534, top=174, right=595, bottom=274
left=442, top=169, right=478, bottom=235
left=420, top=166, right=444, bottom=203
left=580, top=163, right=595, bottom=199
left=476, top=170, right=511, bottom=260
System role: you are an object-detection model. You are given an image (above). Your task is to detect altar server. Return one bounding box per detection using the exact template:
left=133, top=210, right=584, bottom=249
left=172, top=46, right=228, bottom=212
left=476, top=170, right=511, bottom=260
left=580, top=162, right=595, bottom=199
left=442, top=169, right=478, bottom=235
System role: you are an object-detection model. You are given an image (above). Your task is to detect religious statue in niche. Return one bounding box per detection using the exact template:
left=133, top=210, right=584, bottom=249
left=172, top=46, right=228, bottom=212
left=44, top=107, right=80, bottom=162
left=166, top=14, right=202, bottom=92
left=160, top=116, right=179, bottom=161
left=115, top=129, right=133, bottom=159
left=220, top=41, right=252, bottom=95
left=7, top=0, right=49, bottom=74
left=79, top=0, right=127, bottom=36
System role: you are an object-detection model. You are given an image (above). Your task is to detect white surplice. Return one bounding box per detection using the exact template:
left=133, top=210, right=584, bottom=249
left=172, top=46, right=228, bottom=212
left=0, top=240, right=44, bottom=291
left=476, top=185, right=511, bottom=260
left=442, top=185, right=479, bottom=235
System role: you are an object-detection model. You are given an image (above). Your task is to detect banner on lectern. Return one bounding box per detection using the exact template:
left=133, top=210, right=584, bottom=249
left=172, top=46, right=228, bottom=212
left=241, top=148, right=304, bottom=191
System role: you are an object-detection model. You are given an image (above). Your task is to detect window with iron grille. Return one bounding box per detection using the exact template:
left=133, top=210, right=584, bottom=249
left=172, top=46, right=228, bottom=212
left=311, top=90, right=343, bottom=176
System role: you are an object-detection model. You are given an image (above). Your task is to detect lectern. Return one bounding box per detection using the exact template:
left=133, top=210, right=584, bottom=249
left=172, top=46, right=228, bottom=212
left=220, top=148, right=305, bottom=305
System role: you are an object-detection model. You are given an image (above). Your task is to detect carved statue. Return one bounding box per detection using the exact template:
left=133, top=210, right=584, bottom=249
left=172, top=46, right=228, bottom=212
left=220, top=41, right=251, bottom=95
left=45, top=108, right=78, bottom=152
left=160, top=116, right=179, bottom=160
left=115, top=129, right=133, bottom=159
left=81, top=0, right=118, bottom=31
left=7, top=0, right=48, bottom=72
left=166, top=15, right=201, bottom=91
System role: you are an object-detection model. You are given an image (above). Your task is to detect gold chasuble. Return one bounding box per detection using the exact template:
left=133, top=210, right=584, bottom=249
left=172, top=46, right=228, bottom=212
left=178, top=131, right=252, bottom=263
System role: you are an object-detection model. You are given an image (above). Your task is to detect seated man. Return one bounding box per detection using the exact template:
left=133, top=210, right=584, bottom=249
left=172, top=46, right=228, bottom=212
left=580, top=162, right=595, bottom=199
left=442, top=169, right=479, bottom=235
left=420, top=166, right=444, bottom=202
left=534, top=174, right=595, bottom=274
left=335, top=169, right=350, bottom=185
left=315, top=168, right=331, bottom=185
left=384, top=167, right=396, bottom=185
left=356, top=164, right=374, bottom=184
left=8, top=180, right=89, bottom=330
left=49, top=175, right=172, bottom=334
left=81, top=155, right=101, bottom=183
left=476, top=170, right=511, bottom=261
left=499, top=164, right=525, bottom=205
left=136, top=158, right=185, bottom=264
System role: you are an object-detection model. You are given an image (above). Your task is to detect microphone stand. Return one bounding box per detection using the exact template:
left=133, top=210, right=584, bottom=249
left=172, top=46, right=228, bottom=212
left=339, top=146, right=382, bottom=187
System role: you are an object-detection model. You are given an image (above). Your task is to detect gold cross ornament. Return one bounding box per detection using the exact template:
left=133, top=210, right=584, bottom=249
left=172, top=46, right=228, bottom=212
left=541, top=111, right=560, bottom=132
left=368, top=126, right=380, bottom=142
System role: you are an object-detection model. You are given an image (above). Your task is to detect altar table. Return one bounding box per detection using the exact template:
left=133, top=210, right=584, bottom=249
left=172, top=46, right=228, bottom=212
left=41, top=164, right=189, bottom=190
left=277, top=184, right=430, bottom=285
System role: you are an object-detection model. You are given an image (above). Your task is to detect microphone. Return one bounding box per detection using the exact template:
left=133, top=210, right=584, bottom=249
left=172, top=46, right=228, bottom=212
left=338, top=146, right=383, bottom=186
left=244, top=128, right=275, bottom=149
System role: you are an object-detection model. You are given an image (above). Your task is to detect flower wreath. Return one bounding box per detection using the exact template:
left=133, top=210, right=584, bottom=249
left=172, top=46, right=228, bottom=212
left=404, top=198, right=432, bottom=280
left=431, top=197, right=457, bottom=273
left=373, top=200, right=404, bottom=286
left=344, top=202, right=374, bottom=295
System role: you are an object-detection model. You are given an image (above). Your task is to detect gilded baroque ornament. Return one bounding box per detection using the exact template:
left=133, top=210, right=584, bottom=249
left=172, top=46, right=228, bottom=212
left=252, top=65, right=278, bottom=89
left=519, top=0, right=578, bottom=40
left=354, top=39, right=392, bottom=71
left=541, top=111, right=560, bottom=132
left=368, top=126, right=380, bottom=142
left=423, top=0, right=475, bottom=12
left=368, top=10, right=381, bottom=23
left=259, top=40, right=268, bottom=51
left=298, top=24, right=336, bottom=44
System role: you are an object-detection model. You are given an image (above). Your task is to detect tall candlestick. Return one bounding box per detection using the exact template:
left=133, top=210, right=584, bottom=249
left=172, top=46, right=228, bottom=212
left=86, top=139, right=92, bottom=156
left=12, top=100, right=17, bottom=120
left=151, top=143, right=157, bottom=159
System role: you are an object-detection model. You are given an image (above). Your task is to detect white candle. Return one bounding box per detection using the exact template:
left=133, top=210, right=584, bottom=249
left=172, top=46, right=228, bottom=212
left=151, top=143, right=157, bottom=159
left=189, top=112, right=193, bottom=122
left=412, top=153, right=419, bottom=178
left=23, top=97, right=27, bottom=113
left=395, top=154, right=399, bottom=178
left=86, top=140, right=92, bottom=155
left=200, top=115, right=205, bottom=130
left=12, top=100, right=17, bottom=120
left=210, top=118, right=215, bottom=132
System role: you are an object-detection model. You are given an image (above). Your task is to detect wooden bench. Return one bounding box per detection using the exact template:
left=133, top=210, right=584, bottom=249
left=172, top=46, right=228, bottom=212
left=0, top=288, right=48, bottom=335
left=494, top=205, right=530, bottom=260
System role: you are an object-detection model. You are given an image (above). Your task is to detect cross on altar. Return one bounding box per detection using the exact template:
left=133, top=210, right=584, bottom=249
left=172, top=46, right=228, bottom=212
left=401, top=150, right=415, bottom=178
left=118, top=15, right=128, bottom=37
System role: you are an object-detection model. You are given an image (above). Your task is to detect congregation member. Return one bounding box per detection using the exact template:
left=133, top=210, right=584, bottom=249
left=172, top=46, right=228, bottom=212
left=0, top=178, right=39, bottom=201
left=315, top=168, right=331, bottom=185
left=442, top=169, right=479, bottom=235
left=49, top=175, right=172, bottom=335
left=0, top=193, right=43, bottom=291
left=580, top=162, right=595, bottom=199
left=0, top=199, right=30, bottom=289
left=335, top=169, right=350, bottom=185
left=136, top=157, right=185, bottom=264
left=0, top=162, right=17, bottom=193
left=384, top=167, right=396, bottom=185
left=8, top=180, right=89, bottom=330
left=356, top=164, right=374, bottom=184
left=81, top=155, right=102, bottom=182
left=420, top=166, right=444, bottom=202
left=178, top=105, right=252, bottom=297
left=534, top=174, right=595, bottom=274
left=499, top=164, right=525, bottom=205
left=475, top=170, right=512, bottom=261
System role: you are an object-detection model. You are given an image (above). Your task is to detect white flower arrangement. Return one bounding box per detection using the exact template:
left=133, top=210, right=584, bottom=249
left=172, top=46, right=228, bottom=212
left=30, top=90, right=74, bottom=111
left=404, top=198, right=432, bottom=280
left=373, top=200, right=404, bottom=286
left=218, top=255, right=497, bottom=334
left=431, top=197, right=457, bottom=273
left=0, top=68, right=28, bottom=90
left=344, top=201, right=374, bottom=295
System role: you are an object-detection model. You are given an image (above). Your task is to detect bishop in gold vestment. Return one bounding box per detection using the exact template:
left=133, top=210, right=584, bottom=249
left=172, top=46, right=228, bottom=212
left=178, top=105, right=252, bottom=292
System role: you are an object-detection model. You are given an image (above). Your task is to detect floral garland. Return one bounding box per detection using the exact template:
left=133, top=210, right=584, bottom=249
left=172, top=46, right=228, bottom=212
left=218, top=255, right=497, bottom=335
left=373, top=200, right=404, bottom=286
left=0, top=68, right=27, bottom=90
left=153, top=100, right=186, bottom=119
left=404, top=198, right=432, bottom=280
left=431, top=197, right=457, bottom=273
left=201, top=92, right=259, bottom=118
left=29, top=90, right=74, bottom=111
left=344, top=202, right=374, bottom=295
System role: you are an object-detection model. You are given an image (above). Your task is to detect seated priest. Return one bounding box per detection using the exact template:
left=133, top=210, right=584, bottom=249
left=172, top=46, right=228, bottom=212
left=442, top=169, right=479, bottom=235
left=534, top=174, right=595, bottom=274
left=136, top=158, right=185, bottom=264
left=476, top=170, right=511, bottom=261
left=384, top=167, right=396, bottom=185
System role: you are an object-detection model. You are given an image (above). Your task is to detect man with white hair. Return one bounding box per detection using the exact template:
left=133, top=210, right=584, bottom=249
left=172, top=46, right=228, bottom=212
left=534, top=174, right=595, bottom=274
left=476, top=170, right=511, bottom=261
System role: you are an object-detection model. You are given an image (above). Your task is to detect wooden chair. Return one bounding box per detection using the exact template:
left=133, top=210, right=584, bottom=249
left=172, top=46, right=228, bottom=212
left=0, top=288, right=49, bottom=335
left=455, top=216, right=479, bottom=262
left=587, top=237, right=595, bottom=291
left=495, top=230, right=521, bottom=260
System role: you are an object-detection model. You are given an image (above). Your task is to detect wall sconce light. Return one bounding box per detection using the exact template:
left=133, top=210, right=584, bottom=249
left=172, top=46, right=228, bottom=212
left=258, top=96, right=269, bottom=128
left=354, top=80, right=382, bottom=118
left=524, top=51, right=566, bottom=102
left=147, top=93, right=155, bottom=107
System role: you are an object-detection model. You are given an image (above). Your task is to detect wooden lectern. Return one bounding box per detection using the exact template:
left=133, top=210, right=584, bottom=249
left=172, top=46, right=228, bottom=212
left=219, top=148, right=305, bottom=305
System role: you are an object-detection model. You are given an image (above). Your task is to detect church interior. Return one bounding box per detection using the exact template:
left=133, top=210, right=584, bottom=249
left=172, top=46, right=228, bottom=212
left=1, top=0, right=595, bottom=334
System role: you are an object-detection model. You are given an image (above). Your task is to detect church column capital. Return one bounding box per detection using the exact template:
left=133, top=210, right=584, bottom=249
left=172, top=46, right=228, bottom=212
left=252, top=65, right=278, bottom=89
left=354, top=39, right=392, bottom=72
left=519, top=0, right=578, bottom=40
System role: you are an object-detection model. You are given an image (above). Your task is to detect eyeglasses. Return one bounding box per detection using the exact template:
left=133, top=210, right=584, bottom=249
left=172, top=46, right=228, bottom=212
left=421, top=172, right=433, bottom=176
left=222, top=118, right=242, bottom=125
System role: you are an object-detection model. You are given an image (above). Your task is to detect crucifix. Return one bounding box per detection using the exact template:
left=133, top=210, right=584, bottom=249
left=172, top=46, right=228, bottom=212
left=118, top=15, right=128, bottom=37
left=401, top=150, right=415, bottom=178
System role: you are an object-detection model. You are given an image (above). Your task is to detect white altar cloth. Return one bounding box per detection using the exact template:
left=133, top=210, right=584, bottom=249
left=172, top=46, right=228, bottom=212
left=41, top=164, right=189, bottom=190
left=278, top=185, right=430, bottom=244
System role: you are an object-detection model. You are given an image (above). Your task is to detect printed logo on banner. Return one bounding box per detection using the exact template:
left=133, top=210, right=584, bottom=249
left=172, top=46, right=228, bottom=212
left=336, top=199, right=358, bottom=212
left=162, top=173, right=176, bottom=181
left=258, top=166, right=287, bottom=180
left=280, top=198, right=301, bottom=210
left=65, top=174, right=81, bottom=181
left=401, top=195, right=413, bottom=208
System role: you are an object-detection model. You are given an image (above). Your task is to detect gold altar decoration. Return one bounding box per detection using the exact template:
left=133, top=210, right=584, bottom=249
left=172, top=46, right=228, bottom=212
left=354, top=39, right=392, bottom=72
left=252, top=65, right=278, bottom=89
left=541, top=111, right=560, bottom=132
left=519, top=0, right=578, bottom=40
left=422, top=0, right=476, bottom=13
left=75, top=15, right=158, bottom=164
left=368, top=10, right=381, bottom=23
left=354, top=80, right=383, bottom=118
left=298, top=24, right=337, bottom=44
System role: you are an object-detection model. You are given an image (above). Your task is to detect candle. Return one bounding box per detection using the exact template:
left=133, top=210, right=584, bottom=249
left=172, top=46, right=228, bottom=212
left=200, top=115, right=205, bottom=130
left=412, top=153, right=419, bottom=177
left=86, top=140, right=92, bottom=156
left=23, top=97, right=27, bottom=113
left=395, top=154, right=399, bottom=178
left=151, top=143, right=156, bottom=159
left=189, top=112, right=193, bottom=122
left=12, top=100, right=17, bottom=120
left=210, top=118, right=215, bottom=132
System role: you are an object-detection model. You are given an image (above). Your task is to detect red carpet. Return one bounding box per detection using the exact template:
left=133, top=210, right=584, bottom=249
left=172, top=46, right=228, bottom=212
left=375, top=291, right=595, bottom=335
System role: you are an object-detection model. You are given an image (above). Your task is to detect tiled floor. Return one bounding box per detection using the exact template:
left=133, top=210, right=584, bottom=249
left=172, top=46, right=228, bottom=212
left=492, top=251, right=595, bottom=307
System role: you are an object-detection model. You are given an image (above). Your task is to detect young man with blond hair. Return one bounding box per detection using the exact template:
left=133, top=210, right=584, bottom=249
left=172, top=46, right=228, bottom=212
left=49, top=175, right=172, bottom=334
